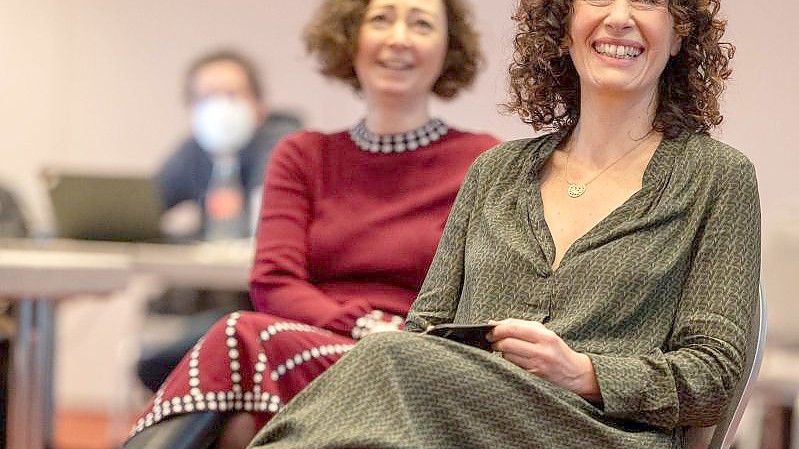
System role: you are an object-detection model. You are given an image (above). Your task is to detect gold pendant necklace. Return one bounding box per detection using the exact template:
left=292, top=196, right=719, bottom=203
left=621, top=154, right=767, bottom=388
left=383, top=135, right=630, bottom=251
left=562, top=131, right=653, bottom=199
left=567, top=183, right=587, bottom=198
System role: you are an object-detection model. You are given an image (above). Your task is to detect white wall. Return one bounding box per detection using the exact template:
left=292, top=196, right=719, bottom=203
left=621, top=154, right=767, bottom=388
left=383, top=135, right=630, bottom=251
left=2, top=0, right=798, bottom=408
left=4, top=1, right=796, bottom=232
left=0, top=0, right=64, bottom=230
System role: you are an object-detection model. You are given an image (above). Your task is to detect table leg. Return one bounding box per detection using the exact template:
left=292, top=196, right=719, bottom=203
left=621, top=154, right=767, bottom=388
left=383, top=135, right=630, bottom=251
left=791, top=393, right=799, bottom=449
left=34, top=299, right=55, bottom=448
left=7, top=299, right=55, bottom=449
left=8, top=300, right=33, bottom=449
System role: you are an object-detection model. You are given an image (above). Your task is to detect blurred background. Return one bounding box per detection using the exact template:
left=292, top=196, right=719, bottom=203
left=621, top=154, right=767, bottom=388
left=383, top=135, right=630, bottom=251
left=1, top=1, right=798, bottom=448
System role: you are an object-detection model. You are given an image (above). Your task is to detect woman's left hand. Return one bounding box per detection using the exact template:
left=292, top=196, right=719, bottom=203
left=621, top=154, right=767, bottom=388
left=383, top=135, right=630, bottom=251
left=487, top=318, right=601, bottom=402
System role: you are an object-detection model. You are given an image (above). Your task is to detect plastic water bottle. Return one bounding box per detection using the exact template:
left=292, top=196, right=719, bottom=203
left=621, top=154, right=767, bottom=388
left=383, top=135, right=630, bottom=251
left=204, top=154, right=247, bottom=240
left=248, top=185, right=263, bottom=237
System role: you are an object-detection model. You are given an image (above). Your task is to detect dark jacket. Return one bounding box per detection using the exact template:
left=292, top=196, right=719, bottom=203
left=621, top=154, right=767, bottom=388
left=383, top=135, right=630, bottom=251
left=157, top=112, right=301, bottom=237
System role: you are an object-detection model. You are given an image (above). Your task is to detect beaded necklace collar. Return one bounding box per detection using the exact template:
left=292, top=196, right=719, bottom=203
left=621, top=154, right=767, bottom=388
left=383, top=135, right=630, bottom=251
left=348, top=118, right=449, bottom=154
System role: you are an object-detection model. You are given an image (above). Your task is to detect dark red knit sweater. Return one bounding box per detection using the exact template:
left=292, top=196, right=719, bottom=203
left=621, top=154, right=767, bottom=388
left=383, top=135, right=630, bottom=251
left=250, top=128, right=499, bottom=335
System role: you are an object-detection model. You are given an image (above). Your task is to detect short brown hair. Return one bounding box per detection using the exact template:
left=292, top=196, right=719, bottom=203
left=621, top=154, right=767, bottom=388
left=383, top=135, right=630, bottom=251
left=304, top=0, right=483, bottom=99
left=504, top=0, right=734, bottom=138
left=184, top=49, right=264, bottom=104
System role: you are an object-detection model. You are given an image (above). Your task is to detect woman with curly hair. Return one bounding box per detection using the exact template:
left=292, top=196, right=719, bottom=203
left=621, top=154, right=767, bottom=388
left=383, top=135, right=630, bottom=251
left=248, top=0, right=760, bottom=448
left=125, top=1, right=498, bottom=448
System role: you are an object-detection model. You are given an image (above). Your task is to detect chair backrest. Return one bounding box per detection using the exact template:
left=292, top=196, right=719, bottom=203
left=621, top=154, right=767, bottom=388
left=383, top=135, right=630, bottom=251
left=685, top=284, right=767, bottom=449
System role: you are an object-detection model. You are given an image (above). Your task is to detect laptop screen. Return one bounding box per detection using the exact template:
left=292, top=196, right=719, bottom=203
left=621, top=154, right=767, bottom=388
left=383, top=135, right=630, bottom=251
left=45, top=171, right=165, bottom=242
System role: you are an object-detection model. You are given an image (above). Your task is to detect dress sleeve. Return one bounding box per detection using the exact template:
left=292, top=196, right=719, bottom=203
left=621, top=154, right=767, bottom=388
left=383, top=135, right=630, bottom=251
left=249, top=134, right=373, bottom=335
left=588, top=158, right=761, bottom=430
left=405, top=155, right=485, bottom=333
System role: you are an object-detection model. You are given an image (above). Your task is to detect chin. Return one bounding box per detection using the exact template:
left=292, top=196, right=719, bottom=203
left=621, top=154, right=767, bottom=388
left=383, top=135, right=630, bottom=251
left=372, top=84, right=420, bottom=99
left=586, top=73, right=647, bottom=94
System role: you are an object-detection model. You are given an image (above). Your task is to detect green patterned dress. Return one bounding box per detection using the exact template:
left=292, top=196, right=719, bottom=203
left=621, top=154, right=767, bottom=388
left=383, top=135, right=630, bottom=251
left=249, top=132, right=761, bottom=449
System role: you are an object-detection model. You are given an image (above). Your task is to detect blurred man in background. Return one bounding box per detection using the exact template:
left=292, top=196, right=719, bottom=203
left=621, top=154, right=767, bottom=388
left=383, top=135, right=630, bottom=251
left=159, top=49, right=301, bottom=241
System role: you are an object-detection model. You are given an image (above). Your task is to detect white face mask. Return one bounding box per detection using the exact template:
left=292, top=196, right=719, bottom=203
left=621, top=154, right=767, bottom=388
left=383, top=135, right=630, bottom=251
left=192, top=95, right=257, bottom=154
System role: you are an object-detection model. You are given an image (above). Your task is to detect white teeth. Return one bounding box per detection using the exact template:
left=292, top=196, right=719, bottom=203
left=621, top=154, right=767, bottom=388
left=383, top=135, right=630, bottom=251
left=381, top=60, right=411, bottom=70
left=594, top=43, right=642, bottom=59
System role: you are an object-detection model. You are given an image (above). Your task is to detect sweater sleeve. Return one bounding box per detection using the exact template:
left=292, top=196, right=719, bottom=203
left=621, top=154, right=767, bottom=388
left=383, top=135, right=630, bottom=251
left=405, top=153, right=485, bottom=333
left=249, top=133, right=373, bottom=335
left=588, top=157, right=761, bottom=430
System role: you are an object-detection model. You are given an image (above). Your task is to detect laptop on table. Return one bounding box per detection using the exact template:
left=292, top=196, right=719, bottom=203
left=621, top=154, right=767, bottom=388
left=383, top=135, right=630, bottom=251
left=44, top=171, right=165, bottom=242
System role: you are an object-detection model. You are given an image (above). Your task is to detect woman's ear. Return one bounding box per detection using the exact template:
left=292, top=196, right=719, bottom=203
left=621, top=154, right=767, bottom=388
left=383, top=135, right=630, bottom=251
left=670, top=35, right=682, bottom=57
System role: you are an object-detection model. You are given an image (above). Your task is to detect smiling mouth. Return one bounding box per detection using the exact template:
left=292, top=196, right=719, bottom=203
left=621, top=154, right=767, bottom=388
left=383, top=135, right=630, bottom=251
left=378, top=60, right=413, bottom=70
left=593, top=43, right=644, bottom=60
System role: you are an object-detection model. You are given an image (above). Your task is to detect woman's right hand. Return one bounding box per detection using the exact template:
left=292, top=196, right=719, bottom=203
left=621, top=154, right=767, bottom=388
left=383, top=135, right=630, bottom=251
left=488, top=318, right=601, bottom=402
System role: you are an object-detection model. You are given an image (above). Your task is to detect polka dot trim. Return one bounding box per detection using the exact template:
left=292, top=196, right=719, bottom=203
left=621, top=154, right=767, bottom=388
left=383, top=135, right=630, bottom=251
left=348, top=118, right=449, bottom=154
left=130, top=318, right=340, bottom=439
left=259, top=321, right=332, bottom=342
left=187, top=336, right=206, bottom=402
left=131, top=390, right=283, bottom=437
left=225, top=312, right=243, bottom=394
left=252, top=334, right=272, bottom=396
left=270, top=344, right=354, bottom=382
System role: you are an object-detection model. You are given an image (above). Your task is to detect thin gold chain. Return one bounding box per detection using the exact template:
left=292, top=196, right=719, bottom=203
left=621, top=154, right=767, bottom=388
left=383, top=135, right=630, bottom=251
left=562, top=130, right=654, bottom=188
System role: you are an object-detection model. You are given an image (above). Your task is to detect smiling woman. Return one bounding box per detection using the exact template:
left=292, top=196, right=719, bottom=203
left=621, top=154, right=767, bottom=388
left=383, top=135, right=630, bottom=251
left=246, top=0, right=760, bottom=447
left=123, top=1, right=499, bottom=449
left=568, top=0, right=681, bottom=96
left=506, top=0, right=733, bottom=138
left=354, top=0, right=449, bottom=103
left=303, top=0, right=481, bottom=100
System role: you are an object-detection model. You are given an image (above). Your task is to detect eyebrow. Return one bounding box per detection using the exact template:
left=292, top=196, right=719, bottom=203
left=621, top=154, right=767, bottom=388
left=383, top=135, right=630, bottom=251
left=366, top=4, right=439, bottom=18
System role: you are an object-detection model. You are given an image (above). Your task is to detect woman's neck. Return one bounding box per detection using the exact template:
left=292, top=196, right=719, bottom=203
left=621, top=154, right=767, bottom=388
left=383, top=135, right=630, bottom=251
left=363, top=95, right=432, bottom=134
left=569, top=87, right=659, bottom=165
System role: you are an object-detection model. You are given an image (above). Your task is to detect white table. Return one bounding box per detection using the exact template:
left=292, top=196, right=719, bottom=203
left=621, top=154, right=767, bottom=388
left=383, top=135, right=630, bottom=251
left=0, top=238, right=253, bottom=449
left=0, top=245, right=131, bottom=449
left=131, top=240, right=252, bottom=291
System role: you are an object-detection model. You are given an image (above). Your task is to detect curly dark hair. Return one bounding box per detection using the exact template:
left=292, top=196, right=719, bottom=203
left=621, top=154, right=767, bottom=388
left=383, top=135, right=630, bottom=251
left=504, top=0, right=734, bottom=138
left=304, top=0, right=483, bottom=99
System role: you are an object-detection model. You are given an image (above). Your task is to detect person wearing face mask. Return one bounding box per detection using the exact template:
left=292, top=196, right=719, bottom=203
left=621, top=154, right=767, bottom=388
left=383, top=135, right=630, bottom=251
left=136, top=51, right=302, bottom=395
left=125, top=1, right=499, bottom=448
left=159, top=50, right=302, bottom=241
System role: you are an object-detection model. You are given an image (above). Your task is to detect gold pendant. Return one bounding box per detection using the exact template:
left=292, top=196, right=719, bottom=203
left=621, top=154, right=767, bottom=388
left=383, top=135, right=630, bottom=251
left=567, top=183, right=586, bottom=198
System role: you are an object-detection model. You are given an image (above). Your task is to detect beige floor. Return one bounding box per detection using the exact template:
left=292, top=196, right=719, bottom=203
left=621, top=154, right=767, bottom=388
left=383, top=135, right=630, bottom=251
left=52, top=280, right=186, bottom=448
left=55, top=408, right=139, bottom=449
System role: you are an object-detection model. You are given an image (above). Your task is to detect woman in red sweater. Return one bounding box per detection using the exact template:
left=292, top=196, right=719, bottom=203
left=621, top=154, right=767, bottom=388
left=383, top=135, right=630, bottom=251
left=126, top=0, right=498, bottom=447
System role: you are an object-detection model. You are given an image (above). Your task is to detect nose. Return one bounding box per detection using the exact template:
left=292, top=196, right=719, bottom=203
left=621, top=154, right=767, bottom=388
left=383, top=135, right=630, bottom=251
left=386, top=22, right=410, bottom=47
left=604, top=0, right=634, bottom=33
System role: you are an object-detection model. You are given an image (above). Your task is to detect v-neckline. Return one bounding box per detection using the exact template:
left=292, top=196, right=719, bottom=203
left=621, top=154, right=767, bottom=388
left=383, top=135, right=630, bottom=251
left=524, top=132, right=674, bottom=275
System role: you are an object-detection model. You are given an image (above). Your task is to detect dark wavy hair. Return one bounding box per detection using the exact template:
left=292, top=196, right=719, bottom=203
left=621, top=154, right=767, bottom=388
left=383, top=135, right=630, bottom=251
left=303, top=0, right=483, bottom=99
left=504, top=0, right=734, bottom=138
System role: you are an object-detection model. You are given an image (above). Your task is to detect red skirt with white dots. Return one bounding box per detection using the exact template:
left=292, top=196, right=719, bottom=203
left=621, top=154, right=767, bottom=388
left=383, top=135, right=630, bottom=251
left=129, top=311, right=358, bottom=438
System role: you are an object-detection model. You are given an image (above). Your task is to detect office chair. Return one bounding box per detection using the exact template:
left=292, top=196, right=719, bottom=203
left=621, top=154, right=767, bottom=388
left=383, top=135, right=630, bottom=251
left=685, top=284, right=767, bottom=449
